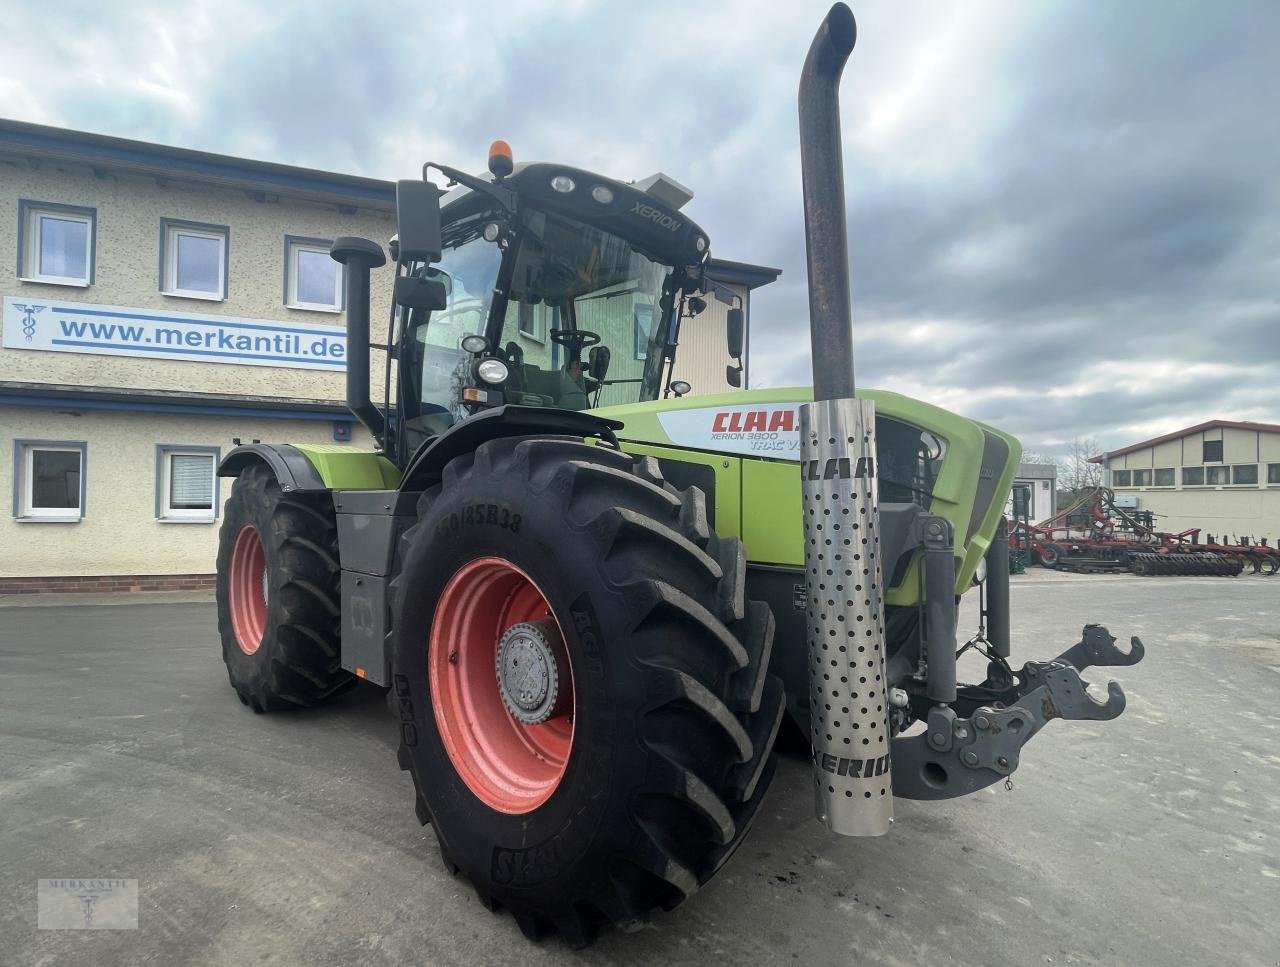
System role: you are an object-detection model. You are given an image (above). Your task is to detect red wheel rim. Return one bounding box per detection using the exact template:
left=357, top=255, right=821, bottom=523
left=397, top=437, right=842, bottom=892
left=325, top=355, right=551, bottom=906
left=429, top=557, right=575, bottom=814
left=229, top=524, right=268, bottom=656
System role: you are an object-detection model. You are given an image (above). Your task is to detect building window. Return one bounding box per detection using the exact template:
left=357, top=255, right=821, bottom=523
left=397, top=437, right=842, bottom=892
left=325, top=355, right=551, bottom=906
left=156, top=446, right=220, bottom=521
left=13, top=441, right=86, bottom=520
left=517, top=302, right=545, bottom=342
left=1112, top=469, right=1131, bottom=486
left=1206, top=465, right=1230, bottom=485
left=1132, top=469, right=1152, bottom=486
left=18, top=200, right=95, bottom=286
left=1154, top=468, right=1175, bottom=487
left=1232, top=464, right=1258, bottom=485
left=161, top=219, right=228, bottom=300
left=634, top=304, right=654, bottom=360
left=285, top=236, right=342, bottom=311
left=1203, top=439, right=1223, bottom=462
left=1270, top=464, right=1280, bottom=485
left=1182, top=467, right=1205, bottom=486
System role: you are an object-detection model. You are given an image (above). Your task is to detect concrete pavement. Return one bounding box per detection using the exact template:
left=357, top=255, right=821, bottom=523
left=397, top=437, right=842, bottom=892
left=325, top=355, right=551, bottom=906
left=1, top=570, right=1277, bottom=965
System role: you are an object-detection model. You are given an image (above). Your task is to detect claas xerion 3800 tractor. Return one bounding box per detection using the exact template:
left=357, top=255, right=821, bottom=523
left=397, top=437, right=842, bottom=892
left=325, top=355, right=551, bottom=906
left=214, top=4, right=1143, bottom=945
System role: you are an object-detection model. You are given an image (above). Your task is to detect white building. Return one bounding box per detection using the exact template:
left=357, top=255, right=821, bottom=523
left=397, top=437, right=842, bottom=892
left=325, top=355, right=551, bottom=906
left=1092, top=420, right=1280, bottom=542
left=1006, top=461, right=1057, bottom=525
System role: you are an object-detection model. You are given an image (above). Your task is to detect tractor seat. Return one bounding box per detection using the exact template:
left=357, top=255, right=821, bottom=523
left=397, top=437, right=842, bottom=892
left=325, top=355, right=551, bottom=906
left=520, top=364, right=562, bottom=400
left=557, top=368, right=589, bottom=410
left=512, top=363, right=589, bottom=410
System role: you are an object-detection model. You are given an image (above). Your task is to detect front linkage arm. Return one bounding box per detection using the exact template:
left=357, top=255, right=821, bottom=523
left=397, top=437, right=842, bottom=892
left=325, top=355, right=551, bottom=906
left=893, top=625, right=1145, bottom=801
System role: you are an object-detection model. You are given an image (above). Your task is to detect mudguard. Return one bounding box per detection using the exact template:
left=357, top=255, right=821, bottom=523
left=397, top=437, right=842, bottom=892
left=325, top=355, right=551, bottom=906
left=218, top=443, right=401, bottom=493
left=399, top=404, right=623, bottom=492
left=217, top=443, right=330, bottom=493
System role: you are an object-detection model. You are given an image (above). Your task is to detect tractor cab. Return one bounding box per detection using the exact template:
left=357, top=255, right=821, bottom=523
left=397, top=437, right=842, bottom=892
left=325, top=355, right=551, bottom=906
left=386, top=146, right=726, bottom=466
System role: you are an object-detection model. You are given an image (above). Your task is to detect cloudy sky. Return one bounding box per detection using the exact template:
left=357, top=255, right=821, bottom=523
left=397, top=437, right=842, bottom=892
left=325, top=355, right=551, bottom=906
left=3, top=0, right=1276, bottom=453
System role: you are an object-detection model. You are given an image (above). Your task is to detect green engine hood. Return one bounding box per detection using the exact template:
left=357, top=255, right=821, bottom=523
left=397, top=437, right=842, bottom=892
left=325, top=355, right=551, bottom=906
left=591, top=387, right=1021, bottom=601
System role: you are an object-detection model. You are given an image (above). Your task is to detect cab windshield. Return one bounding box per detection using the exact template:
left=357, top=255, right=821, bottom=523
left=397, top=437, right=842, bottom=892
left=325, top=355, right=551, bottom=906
left=404, top=209, right=678, bottom=431
left=494, top=210, right=677, bottom=411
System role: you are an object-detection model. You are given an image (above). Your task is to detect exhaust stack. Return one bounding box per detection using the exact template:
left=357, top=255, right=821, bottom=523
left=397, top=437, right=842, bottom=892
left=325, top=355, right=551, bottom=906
left=330, top=236, right=388, bottom=443
left=797, top=3, right=894, bottom=837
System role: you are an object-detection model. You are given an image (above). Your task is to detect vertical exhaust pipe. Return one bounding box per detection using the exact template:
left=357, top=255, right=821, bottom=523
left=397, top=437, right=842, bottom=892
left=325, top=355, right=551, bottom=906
left=331, top=236, right=388, bottom=443
left=798, top=4, right=894, bottom=837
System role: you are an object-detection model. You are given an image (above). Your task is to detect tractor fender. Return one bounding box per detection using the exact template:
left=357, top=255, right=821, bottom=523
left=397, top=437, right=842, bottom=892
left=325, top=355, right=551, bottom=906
left=217, top=443, right=329, bottom=494
left=399, top=404, right=623, bottom=492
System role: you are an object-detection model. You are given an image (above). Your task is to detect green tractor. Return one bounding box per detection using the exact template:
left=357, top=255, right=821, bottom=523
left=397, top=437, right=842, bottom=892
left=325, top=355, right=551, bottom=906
left=214, top=4, right=1142, bottom=944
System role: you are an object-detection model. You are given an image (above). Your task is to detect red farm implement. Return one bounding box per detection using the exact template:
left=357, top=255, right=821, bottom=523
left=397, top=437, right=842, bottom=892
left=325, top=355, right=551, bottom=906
left=1011, top=487, right=1280, bottom=577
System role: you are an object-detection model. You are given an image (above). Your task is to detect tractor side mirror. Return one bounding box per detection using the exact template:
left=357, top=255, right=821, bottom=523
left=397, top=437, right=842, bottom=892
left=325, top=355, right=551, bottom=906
left=725, top=365, right=742, bottom=388
left=588, top=345, right=611, bottom=382
left=726, top=306, right=744, bottom=358
left=394, top=275, right=447, bottom=311
left=395, top=179, right=442, bottom=263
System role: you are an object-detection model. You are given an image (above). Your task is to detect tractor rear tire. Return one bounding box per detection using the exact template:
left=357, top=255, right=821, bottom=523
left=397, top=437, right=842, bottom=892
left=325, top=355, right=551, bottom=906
left=387, top=437, right=784, bottom=945
left=215, top=463, right=352, bottom=712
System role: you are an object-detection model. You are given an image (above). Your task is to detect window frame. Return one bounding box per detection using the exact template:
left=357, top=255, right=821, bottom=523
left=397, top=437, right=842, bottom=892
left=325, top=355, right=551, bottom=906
left=12, top=439, right=87, bottom=522
left=1203, top=439, right=1223, bottom=463
left=1206, top=465, right=1230, bottom=485
left=1132, top=468, right=1152, bottom=487
left=1231, top=464, right=1258, bottom=486
left=1182, top=466, right=1205, bottom=486
left=634, top=303, right=655, bottom=361
left=517, top=301, right=546, bottom=343
left=1112, top=469, right=1131, bottom=487
left=284, top=235, right=343, bottom=313
left=1153, top=468, right=1175, bottom=487
left=17, top=199, right=96, bottom=287
left=154, top=445, right=221, bottom=522
left=160, top=218, right=229, bottom=301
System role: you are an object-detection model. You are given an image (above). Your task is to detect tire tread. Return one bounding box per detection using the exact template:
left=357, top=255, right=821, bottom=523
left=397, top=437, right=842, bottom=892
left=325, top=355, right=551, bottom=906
left=388, top=435, right=783, bottom=944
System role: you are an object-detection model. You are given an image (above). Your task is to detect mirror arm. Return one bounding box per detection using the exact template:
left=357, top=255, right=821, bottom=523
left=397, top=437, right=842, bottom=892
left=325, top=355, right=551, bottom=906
left=423, top=162, right=518, bottom=213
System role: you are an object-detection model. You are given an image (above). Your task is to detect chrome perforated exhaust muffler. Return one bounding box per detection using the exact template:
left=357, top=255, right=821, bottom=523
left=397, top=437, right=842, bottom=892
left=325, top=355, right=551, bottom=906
left=798, top=3, right=893, bottom=837
left=800, top=399, right=892, bottom=835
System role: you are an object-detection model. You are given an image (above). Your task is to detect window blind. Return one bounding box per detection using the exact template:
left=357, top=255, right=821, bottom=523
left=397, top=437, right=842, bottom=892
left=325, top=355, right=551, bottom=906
left=170, top=454, right=214, bottom=509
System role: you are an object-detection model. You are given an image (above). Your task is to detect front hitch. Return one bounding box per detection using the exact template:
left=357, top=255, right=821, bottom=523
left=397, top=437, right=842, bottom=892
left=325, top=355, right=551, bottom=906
left=892, top=625, right=1145, bottom=800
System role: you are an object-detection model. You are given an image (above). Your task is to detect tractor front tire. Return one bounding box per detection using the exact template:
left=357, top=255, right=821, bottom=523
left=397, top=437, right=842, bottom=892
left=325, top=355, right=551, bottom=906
left=216, top=463, right=351, bottom=712
left=388, top=437, right=784, bottom=945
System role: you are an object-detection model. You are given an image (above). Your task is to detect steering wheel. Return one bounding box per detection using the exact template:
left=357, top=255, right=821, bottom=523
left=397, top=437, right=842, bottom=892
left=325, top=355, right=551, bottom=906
left=549, top=328, right=601, bottom=362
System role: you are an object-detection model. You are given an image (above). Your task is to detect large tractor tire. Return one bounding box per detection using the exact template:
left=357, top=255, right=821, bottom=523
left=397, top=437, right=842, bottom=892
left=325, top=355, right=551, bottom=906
left=388, top=437, right=784, bottom=945
left=215, top=463, right=352, bottom=712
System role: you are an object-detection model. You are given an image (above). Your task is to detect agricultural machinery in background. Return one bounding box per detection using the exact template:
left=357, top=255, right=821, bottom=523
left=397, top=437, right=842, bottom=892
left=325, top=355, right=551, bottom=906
left=1013, top=486, right=1279, bottom=576
left=211, top=4, right=1144, bottom=945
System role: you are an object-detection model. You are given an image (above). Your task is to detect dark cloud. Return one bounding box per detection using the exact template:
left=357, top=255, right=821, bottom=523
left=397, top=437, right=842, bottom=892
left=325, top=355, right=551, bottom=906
left=5, top=0, right=1277, bottom=453
left=749, top=0, right=1280, bottom=452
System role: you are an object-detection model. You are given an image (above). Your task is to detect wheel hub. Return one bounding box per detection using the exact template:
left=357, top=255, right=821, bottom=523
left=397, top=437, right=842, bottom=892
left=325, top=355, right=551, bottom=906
left=496, top=620, right=565, bottom=725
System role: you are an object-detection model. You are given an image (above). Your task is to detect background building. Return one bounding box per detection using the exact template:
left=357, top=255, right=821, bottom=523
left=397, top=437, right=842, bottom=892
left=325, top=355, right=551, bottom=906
left=1092, top=420, right=1280, bottom=541
left=1006, top=461, right=1058, bottom=525
left=0, top=120, right=776, bottom=591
